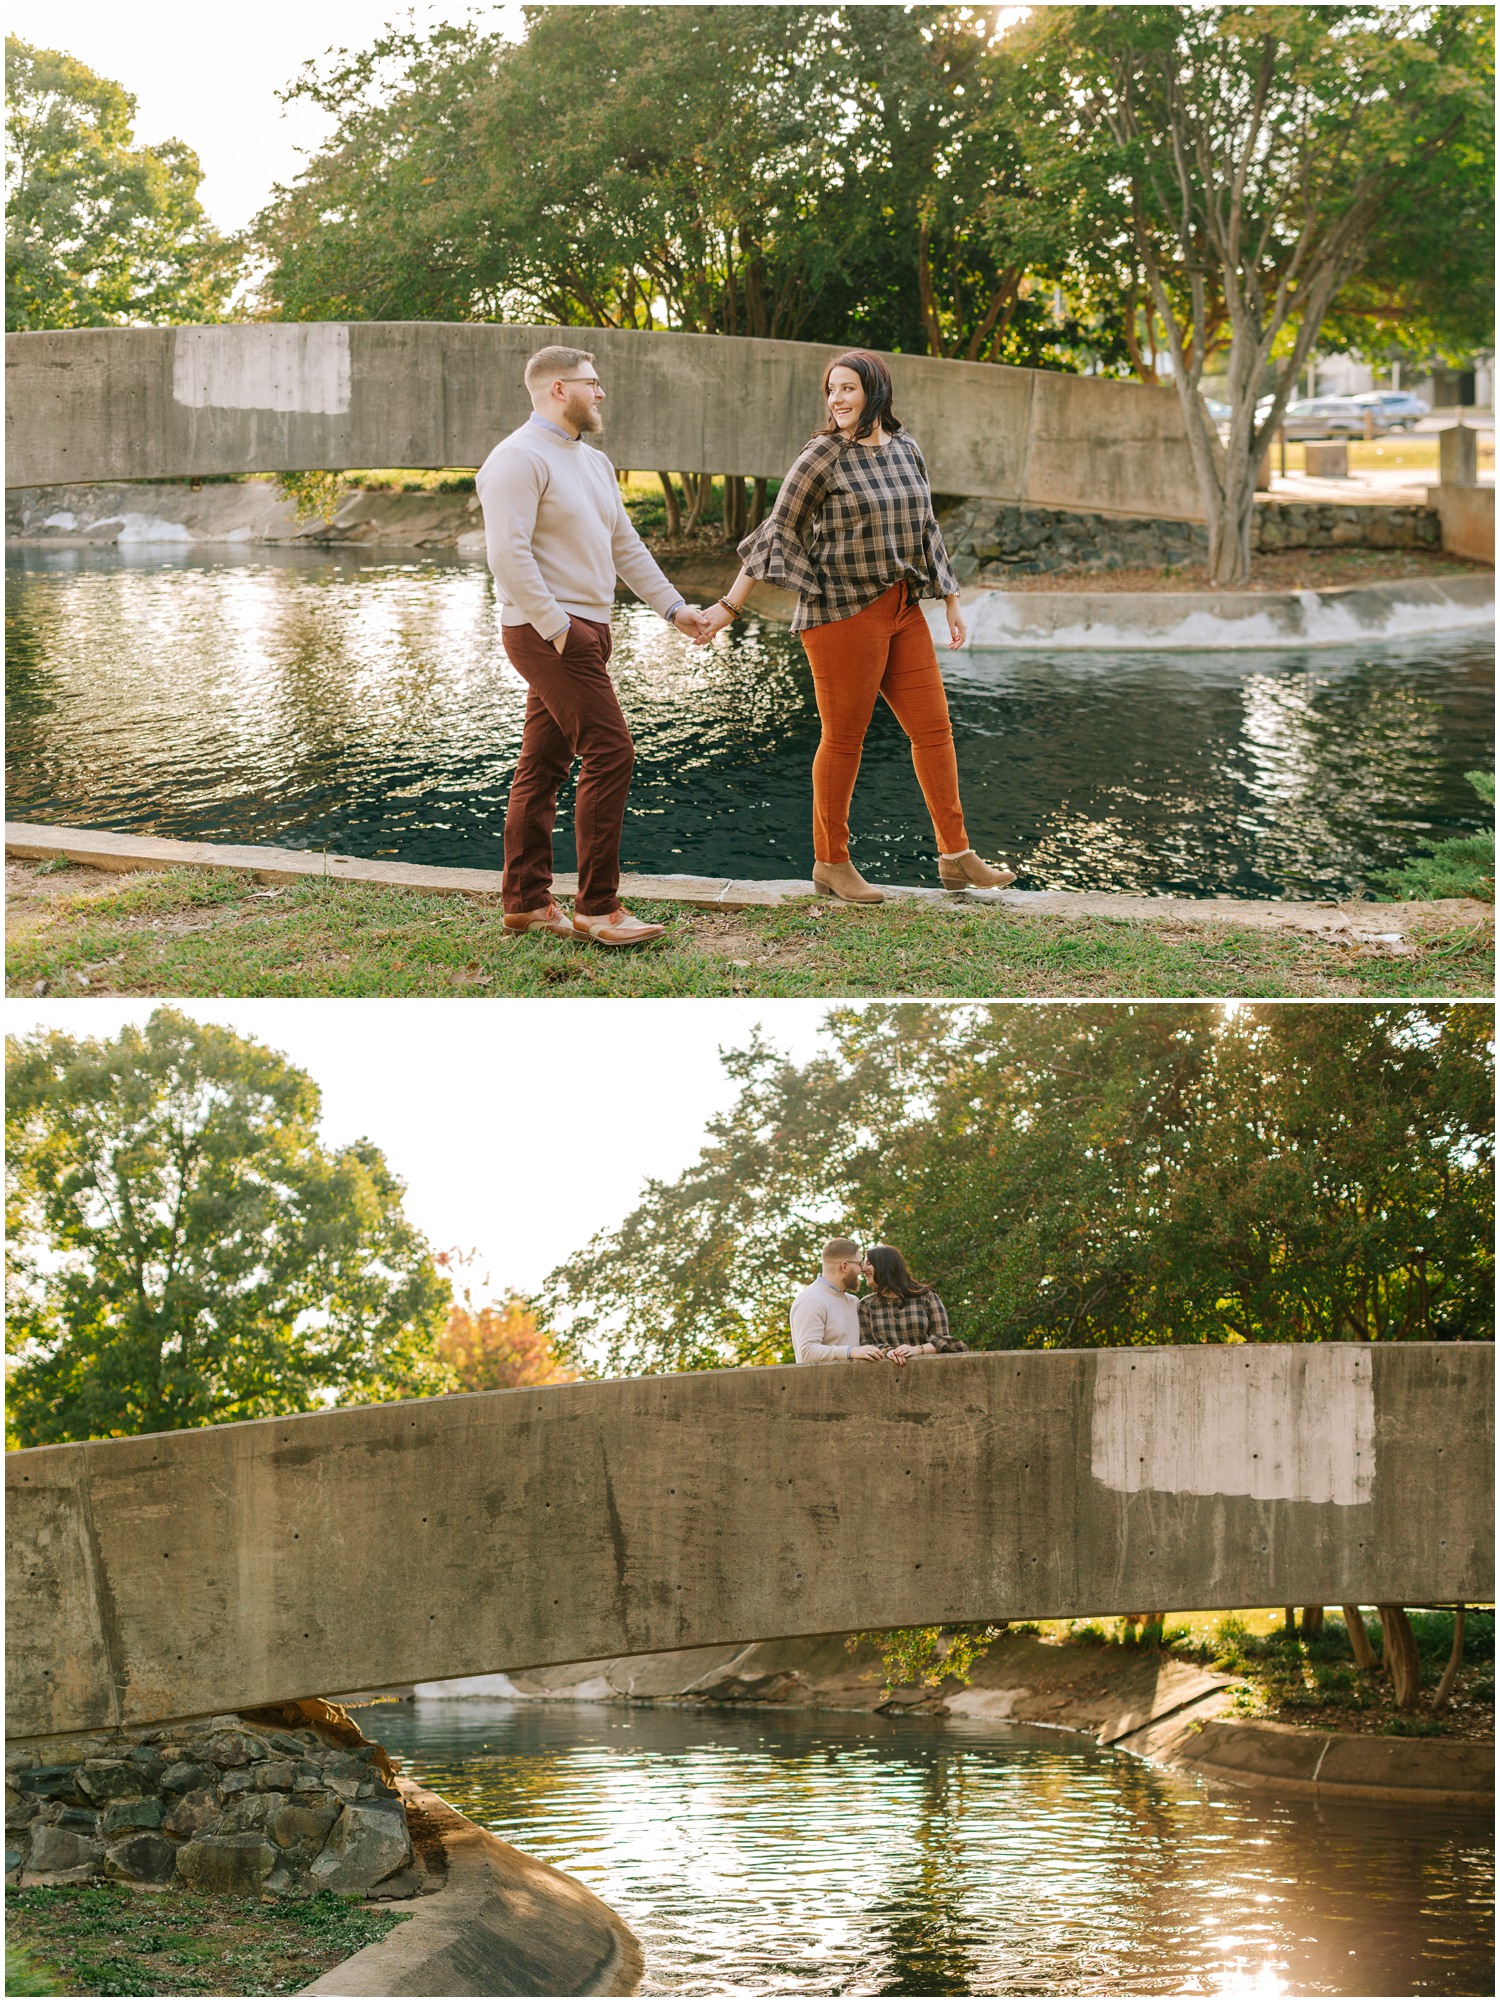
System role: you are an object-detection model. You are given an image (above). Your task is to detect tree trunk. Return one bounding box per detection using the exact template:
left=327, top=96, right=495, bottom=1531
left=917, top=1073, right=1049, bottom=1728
left=1431, top=1605, right=1467, bottom=1711
left=749, top=477, right=768, bottom=531
left=1300, top=1605, right=1324, bottom=1637
left=1377, top=1605, right=1422, bottom=1711
left=656, top=473, right=681, bottom=540
left=1283, top=1606, right=1298, bottom=1636
left=1342, top=1605, right=1380, bottom=1673
left=682, top=473, right=709, bottom=534
left=723, top=476, right=746, bottom=544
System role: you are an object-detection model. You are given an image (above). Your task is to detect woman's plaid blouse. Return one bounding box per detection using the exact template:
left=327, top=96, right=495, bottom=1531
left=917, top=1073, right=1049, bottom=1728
left=737, top=430, right=960, bottom=631
left=858, top=1288, right=966, bottom=1353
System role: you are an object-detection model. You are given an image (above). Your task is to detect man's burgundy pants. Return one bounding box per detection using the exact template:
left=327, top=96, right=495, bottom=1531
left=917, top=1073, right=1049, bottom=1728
left=500, top=615, right=633, bottom=917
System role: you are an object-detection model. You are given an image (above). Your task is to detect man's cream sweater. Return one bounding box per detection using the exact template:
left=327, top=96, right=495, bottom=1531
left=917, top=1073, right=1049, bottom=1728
left=476, top=417, right=683, bottom=640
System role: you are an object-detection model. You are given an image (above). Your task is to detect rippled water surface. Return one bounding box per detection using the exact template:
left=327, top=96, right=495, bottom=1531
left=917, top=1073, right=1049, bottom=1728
left=6, top=547, right=1493, bottom=896
left=374, top=1699, right=1493, bottom=1996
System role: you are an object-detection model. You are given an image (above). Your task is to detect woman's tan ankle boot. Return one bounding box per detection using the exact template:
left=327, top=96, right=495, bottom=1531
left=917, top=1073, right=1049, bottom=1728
left=812, top=860, right=886, bottom=903
left=938, top=849, right=1016, bottom=890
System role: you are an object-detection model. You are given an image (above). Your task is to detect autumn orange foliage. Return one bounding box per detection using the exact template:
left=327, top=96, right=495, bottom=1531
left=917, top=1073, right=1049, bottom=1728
left=434, top=1296, right=576, bottom=1392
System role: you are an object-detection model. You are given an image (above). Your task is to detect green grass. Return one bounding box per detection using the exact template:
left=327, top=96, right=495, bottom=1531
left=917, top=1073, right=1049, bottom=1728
left=4, top=1884, right=404, bottom=1997
left=8, top=865, right=1492, bottom=1000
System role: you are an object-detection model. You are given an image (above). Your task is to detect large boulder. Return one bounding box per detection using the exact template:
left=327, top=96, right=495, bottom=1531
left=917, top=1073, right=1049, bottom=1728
left=77, top=1760, right=148, bottom=1804
left=104, top=1834, right=176, bottom=1884
left=267, top=1800, right=339, bottom=1863
left=100, top=1799, right=162, bottom=1834
left=163, top=1788, right=223, bottom=1839
left=29, top=1825, right=104, bottom=1874
left=309, top=1803, right=410, bottom=1894
left=176, top=1833, right=276, bottom=1896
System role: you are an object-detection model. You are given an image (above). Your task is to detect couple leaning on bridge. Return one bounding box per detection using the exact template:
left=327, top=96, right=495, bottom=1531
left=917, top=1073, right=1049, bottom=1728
left=791, top=1239, right=965, bottom=1365
left=478, top=341, right=1017, bottom=947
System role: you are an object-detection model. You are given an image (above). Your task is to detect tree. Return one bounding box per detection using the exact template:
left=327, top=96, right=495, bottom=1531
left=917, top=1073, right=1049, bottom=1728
left=431, top=1257, right=575, bottom=1392
left=5, top=1009, right=453, bottom=1446
left=5, top=35, right=238, bottom=330
left=252, top=5, right=1111, bottom=373
left=1000, top=6, right=1494, bottom=584
left=542, top=1004, right=1493, bottom=1377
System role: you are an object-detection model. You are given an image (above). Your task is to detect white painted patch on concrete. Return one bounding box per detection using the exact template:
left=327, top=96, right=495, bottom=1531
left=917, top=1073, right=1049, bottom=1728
left=413, top=1671, right=524, bottom=1698
left=945, top=1688, right=1024, bottom=1722
left=42, top=511, right=77, bottom=530
left=1091, top=1347, right=1375, bottom=1505
left=172, top=325, right=352, bottom=415
left=115, top=514, right=192, bottom=543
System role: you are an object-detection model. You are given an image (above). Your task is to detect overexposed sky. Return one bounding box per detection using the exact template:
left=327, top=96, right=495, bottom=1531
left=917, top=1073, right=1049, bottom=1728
left=4, top=999, right=838, bottom=1298
left=7, top=1, right=520, bottom=234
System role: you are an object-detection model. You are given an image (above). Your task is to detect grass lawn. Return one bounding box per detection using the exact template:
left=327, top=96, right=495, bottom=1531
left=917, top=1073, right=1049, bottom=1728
left=1029, top=1607, right=1495, bottom=1742
left=7, top=862, right=1492, bottom=999
left=3, top=1884, right=403, bottom=1997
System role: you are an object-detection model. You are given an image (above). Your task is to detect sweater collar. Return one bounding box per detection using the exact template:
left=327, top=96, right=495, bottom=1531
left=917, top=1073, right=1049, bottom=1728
left=528, top=412, right=578, bottom=443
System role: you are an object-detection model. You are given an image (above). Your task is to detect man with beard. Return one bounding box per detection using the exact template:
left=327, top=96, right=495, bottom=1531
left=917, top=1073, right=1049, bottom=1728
left=477, top=345, right=709, bottom=947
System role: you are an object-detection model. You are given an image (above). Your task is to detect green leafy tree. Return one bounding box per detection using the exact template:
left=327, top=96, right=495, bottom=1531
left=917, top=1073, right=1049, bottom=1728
left=543, top=1004, right=1493, bottom=1376
left=1000, top=5, right=1494, bottom=584
left=5, top=1009, right=453, bottom=1446
left=5, top=35, right=239, bottom=330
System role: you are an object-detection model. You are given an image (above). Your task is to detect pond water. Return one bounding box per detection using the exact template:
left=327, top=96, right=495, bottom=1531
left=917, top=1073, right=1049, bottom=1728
left=6, top=547, right=1493, bottom=899
left=372, top=1698, right=1494, bottom=1997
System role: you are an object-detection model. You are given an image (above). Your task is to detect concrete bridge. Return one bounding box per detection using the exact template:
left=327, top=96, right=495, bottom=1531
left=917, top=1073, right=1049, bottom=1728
left=5, top=321, right=1201, bottom=520
left=7, top=1343, right=1489, bottom=1741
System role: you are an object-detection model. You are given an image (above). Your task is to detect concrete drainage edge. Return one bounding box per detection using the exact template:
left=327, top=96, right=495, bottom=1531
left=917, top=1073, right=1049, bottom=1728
left=301, top=1781, right=642, bottom=1997
left=7, top=821, right=1487, bottom=940
left=1119, top=1707, right=1493, bottom=1811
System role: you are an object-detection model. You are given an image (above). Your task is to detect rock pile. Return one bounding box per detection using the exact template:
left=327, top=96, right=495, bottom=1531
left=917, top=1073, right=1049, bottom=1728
left=940, top=497, right=1442, bottom=578
left=6, top=1715, right=419, bottom=1901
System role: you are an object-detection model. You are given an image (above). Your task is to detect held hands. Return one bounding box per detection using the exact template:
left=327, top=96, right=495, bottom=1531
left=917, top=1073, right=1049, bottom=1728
left=853, top=1344, right=888, bottom=1361
left=694, top=601, right=736, bottom=643
left=672, top=605, right=715, bottom=643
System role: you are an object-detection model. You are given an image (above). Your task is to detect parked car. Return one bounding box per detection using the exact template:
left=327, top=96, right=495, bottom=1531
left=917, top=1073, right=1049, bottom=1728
left=1349, top=390, right=1431, bottom=430
left=1253, top=395, right=1368, bottom=439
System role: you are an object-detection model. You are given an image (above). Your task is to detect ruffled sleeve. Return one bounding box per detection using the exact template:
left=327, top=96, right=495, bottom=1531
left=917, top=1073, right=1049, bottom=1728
left=737, top=441, right=835, bottom=598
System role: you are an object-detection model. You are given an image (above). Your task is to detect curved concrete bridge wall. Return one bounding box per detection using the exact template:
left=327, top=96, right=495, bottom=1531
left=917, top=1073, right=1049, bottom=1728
left=7, top=1343, right=1490, bottom=1740
left=5, top=322, right=1204, bottom=520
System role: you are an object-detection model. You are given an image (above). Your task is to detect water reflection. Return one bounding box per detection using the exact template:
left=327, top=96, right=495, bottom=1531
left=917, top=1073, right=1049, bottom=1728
left=372, top=1698, right=1493, bottom=1997
left=6, top=547, right=1493, bottom=897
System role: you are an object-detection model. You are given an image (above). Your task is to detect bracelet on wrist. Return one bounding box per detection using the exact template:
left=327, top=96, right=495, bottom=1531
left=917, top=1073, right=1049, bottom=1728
left=718, top=597, right=743, bottom=620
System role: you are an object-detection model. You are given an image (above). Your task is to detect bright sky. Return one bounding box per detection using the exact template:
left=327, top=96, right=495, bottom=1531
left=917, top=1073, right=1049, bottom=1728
left=6, top=1, right=521, bottom=234
left=3, top=1000, right=839, bottom=1298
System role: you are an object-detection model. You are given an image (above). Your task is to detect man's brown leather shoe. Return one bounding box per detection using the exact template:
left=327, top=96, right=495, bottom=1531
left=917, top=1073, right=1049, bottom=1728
left=503, top=901, right=575, bottom=940
left=571, top=906, right=667, bottom=948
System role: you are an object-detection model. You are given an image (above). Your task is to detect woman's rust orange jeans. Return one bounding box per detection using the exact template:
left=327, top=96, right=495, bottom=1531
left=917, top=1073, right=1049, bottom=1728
left=799, top=582, right=968, bottom=865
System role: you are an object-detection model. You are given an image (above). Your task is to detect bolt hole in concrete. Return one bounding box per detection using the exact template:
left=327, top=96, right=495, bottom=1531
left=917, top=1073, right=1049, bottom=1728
left=372, top=1699, right=1491, bottom=1995
left=5, top=550, right=1492, bottom=899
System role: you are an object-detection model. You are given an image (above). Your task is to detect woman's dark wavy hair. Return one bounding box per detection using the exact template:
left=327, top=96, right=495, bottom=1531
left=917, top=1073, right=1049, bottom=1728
left=865, top=1243, right=933, bottom=1302
left=819, top=350, right=903, bottom=444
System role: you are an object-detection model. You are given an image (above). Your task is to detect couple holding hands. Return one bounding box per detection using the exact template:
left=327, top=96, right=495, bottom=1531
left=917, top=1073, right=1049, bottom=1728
left=477, top=341, right=1016, bottom=948
left=790, top=1240, right=965, bottom=1366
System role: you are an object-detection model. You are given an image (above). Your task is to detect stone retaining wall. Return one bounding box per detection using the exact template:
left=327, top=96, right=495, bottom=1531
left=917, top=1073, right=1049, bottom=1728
left=5, top=1710, right=420, bottom=1901
left=941, top=497, right=1442, bottom=580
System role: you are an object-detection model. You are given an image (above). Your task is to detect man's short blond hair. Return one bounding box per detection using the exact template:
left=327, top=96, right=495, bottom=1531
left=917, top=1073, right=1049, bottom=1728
left=822, top=1237, right=860, bottom=1265
left=525, top=344, right=596, bottom=392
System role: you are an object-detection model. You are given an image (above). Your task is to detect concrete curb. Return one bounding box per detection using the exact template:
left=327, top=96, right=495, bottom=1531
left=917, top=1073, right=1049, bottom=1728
left=7, top=821, right=1485, bottom=943
left=1136, top=1712, right=1494, bottom=1811
left=302, top=1781, right=642, bottom=1997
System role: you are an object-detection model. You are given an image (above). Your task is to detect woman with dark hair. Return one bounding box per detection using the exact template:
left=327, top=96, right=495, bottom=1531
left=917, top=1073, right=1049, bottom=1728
left=857, top=1244, right=968, bottom=1364
left=696, top=350, right=1017, bottom=903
